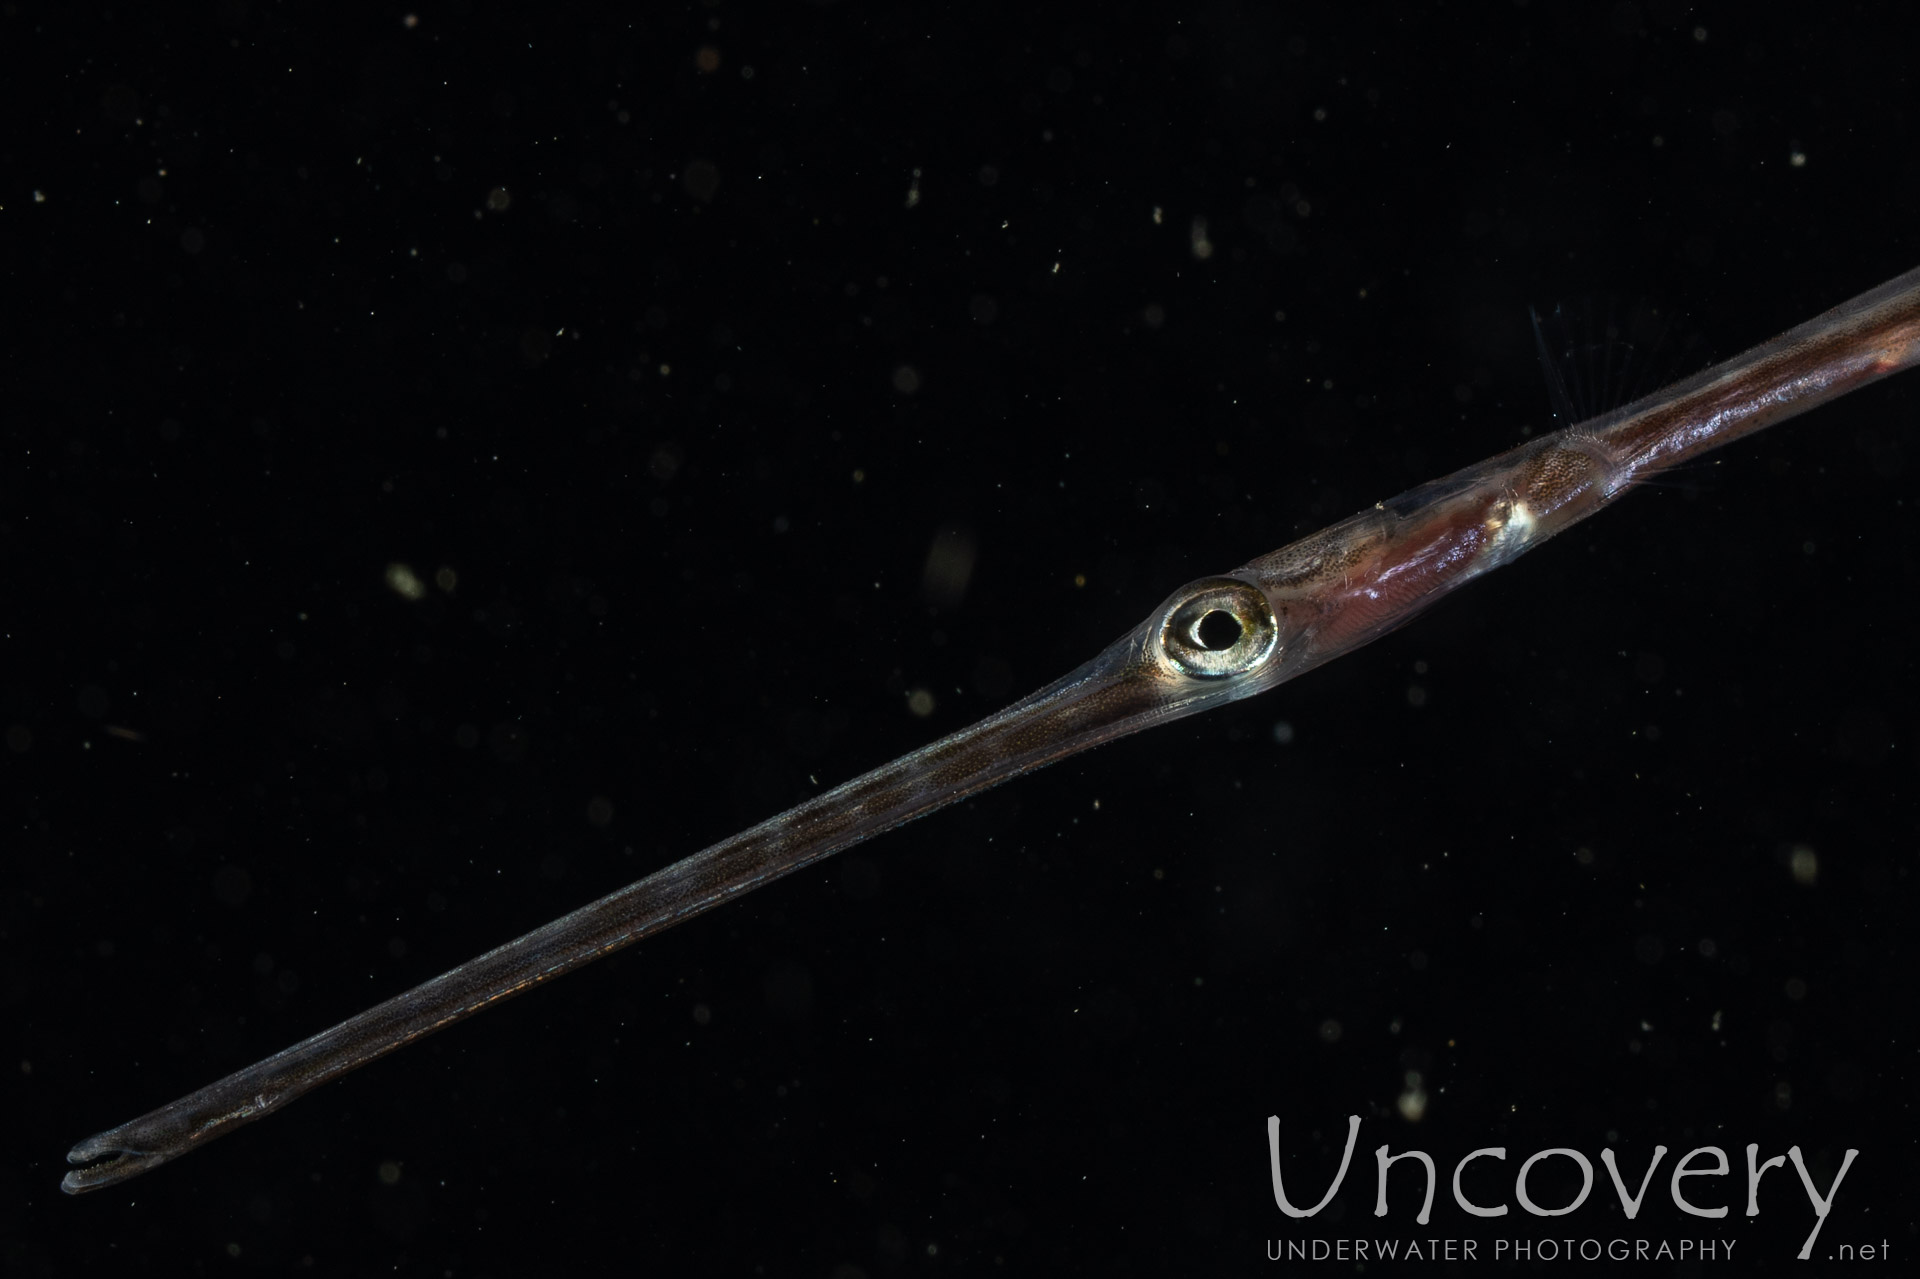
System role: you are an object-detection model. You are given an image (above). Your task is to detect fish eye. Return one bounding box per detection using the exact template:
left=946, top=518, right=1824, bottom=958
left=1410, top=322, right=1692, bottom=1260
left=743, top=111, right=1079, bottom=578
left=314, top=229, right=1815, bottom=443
left=1157, top=577, right=1279, bottom=679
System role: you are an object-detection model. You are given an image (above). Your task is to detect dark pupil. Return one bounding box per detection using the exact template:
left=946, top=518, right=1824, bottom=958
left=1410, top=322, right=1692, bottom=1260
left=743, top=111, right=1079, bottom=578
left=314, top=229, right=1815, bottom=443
left=1194, top=609, right=1242, bottom=651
